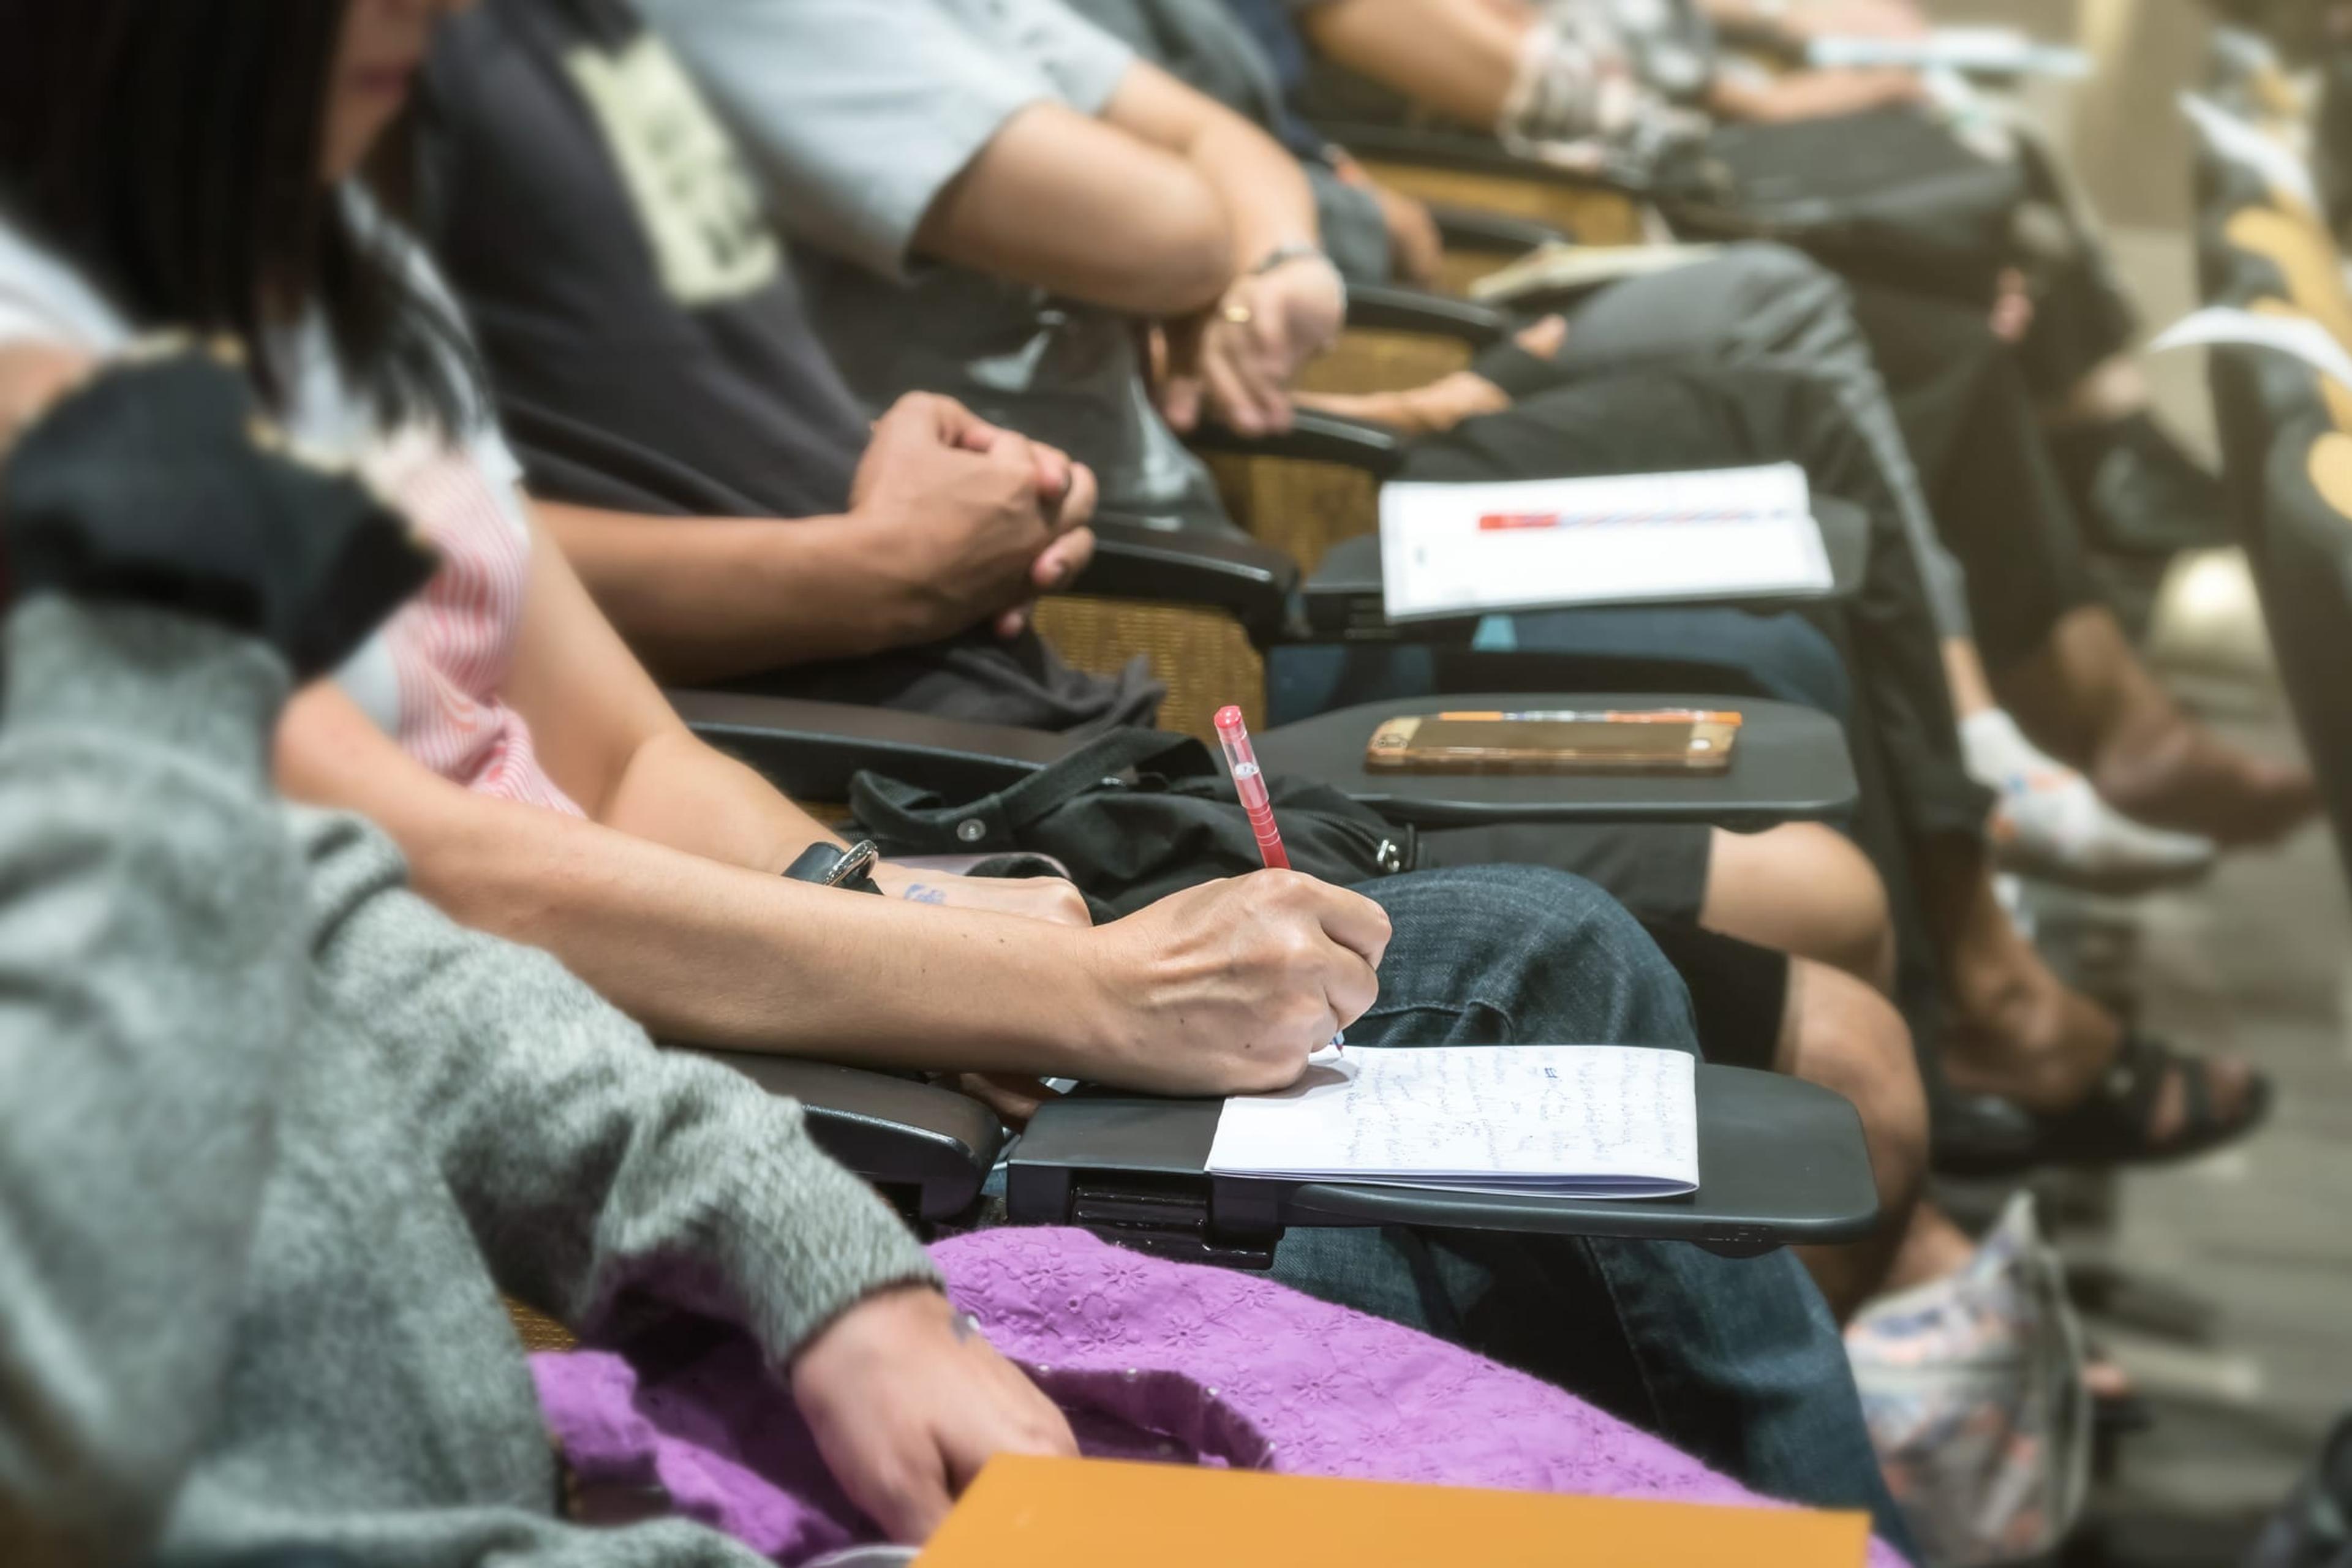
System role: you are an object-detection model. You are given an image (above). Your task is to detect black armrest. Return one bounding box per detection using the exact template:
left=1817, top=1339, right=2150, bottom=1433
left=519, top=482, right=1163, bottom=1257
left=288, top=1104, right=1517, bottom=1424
left=1074, top=516, right=1302, bottom=639
left=1186, top=409, right=1407, bottom=479
left=1427, top=203, right=1569, bottom=254
left=1316, top=121, right=1649, bottom=195
left=1345, top=282, right=1513, bottom=346
left=1255, top=692, right=1858, bottom=832
left=1005, top=1065, right=1878, bottom=1261
left=670, top=688, right=1077, bottom=801
left=676, top=1049, right=1003, bottom=1223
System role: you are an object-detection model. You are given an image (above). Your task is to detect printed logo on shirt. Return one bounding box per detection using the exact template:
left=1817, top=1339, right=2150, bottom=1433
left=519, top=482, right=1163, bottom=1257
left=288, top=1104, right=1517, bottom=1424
left=565, top=35, right=781, bottom=307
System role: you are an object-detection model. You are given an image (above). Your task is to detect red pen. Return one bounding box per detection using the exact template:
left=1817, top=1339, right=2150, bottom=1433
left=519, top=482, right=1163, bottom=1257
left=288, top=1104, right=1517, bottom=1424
left=1214, top=704, right=1289, bottom=869
left=1215, top=706, right=1343, bottom=1052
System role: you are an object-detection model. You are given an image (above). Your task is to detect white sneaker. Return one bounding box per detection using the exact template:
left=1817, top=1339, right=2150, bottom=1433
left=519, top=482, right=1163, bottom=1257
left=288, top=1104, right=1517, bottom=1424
left=1962, top=710, right=2218, bottom=894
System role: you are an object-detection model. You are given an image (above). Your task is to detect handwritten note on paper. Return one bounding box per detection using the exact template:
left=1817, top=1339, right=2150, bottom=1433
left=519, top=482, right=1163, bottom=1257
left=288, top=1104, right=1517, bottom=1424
left=1378, top=464, right=1831, bottom=623
left=1205, top=1046, right=1698, bottom=1200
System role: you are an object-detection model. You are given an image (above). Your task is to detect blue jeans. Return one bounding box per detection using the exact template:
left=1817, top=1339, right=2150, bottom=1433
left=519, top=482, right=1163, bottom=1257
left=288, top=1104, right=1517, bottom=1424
left=1270, top=865, right=1909, bottom=1552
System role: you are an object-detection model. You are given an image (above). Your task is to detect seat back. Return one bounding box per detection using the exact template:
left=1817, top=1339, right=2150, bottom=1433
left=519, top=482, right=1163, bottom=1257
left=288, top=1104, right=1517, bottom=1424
left=2211, top=349, right=2352, bottom=891
left=2192, top=85, right=2339, bottom=317
left=1335, top=127, right=1649, bottom=298
left=1355, top=157, right=1648, bottom=252
left=2199, top=127, right=2352, bottom=888
left=1032, top=596, right=1268, bottom=742
left=1196, top=448, right=1383, bottom=577
left=509, top=1299, right=578, bottom=1353
left=2212, top=205, right=2352, bottom=342
left=1296, top=326, right=1477, bottom=396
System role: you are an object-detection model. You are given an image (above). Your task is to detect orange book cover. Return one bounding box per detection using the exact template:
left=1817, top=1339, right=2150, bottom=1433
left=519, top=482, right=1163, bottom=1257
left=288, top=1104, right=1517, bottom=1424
left=917, top=1455, right=1872, bottom=1568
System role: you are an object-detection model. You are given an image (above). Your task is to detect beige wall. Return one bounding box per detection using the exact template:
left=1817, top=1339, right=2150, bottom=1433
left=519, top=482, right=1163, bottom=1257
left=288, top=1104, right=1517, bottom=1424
left=1925, top=0, right=2212, bottom=228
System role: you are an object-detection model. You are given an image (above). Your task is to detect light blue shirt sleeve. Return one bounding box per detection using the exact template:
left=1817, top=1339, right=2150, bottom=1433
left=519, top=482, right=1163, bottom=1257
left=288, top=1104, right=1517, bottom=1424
left=635, top=0, right=1136, bottom=279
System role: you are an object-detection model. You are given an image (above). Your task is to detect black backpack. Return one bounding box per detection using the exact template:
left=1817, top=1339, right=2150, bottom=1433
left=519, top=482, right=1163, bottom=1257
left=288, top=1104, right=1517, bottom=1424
left=848, top=727, right=1416, bottom=921
left=1653, top=105, right=2029, bottom=302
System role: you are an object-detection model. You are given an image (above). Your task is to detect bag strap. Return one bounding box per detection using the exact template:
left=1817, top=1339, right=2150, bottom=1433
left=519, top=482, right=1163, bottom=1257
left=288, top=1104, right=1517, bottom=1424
left=850, top=726, right=1216, bottom=845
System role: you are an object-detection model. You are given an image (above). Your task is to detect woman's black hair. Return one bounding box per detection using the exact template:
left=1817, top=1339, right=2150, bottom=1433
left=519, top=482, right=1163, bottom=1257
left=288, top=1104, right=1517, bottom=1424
left=0, top=0, right=480, bottom=431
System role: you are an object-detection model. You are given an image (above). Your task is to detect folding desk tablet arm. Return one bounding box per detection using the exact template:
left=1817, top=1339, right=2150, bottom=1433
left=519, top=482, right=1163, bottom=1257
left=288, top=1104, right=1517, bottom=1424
left=659, top=690, right=1870, bottom=1249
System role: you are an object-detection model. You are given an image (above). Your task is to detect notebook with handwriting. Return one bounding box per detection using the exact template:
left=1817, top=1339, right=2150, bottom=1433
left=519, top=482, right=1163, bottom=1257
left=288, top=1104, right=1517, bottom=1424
left=1205, top=1046, right=1698, bottom=1199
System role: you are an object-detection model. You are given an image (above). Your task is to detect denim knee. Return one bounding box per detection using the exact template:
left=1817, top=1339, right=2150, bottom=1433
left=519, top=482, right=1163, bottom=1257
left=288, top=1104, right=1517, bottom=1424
left=1349, top=864, right=1698, bottom=1051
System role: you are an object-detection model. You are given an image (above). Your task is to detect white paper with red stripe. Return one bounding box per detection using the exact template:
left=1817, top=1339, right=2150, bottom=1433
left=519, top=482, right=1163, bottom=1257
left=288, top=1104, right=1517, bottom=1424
left=1378, top=462, right=1831, bottom=622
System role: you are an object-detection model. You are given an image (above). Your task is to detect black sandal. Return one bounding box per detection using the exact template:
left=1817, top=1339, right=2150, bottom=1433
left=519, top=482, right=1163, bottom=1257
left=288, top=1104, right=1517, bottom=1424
left=1934, top=1033, right=2271, bottom=1177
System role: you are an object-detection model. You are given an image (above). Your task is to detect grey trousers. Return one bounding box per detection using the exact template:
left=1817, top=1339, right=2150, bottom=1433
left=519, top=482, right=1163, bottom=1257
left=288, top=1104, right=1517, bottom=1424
left=1549, top=241, right=1978, bottom=641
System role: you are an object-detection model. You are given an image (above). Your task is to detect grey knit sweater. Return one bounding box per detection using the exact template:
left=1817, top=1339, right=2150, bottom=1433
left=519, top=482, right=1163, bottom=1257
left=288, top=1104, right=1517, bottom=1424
left=0, top=597, right=942, bottom=1568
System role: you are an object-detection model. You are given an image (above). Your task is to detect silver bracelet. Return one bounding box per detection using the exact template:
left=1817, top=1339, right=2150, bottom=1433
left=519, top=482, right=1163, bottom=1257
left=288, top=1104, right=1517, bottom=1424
left=1249, top=241, right=1327, bottom=276
left=1246, top=243, right=1347, bottom=323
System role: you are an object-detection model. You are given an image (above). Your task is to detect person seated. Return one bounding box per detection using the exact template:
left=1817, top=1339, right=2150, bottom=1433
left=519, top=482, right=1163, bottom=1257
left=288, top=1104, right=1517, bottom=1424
left=1282, top=0, right=2247, bottom=557
left=456, top=0, right=1923, bottom=995
left=1294, top=0, right=1922, bottom=146
left=409, top=0, right=1941, bottom=1316
left=0, top=342, right=1068, bottom=1564
left=0, top=347, right=1911, bottom=1567
left=1072, top=0, right=2309, bottom=872
left=626, top=0, right=2273, bottom=1167
left=0, top=0, right=1909, bottom=1535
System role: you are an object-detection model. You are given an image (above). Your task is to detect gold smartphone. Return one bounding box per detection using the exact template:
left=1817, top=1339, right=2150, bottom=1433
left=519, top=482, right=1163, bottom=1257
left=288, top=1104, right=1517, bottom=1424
left=1364, top=709, right=1742, bottom=775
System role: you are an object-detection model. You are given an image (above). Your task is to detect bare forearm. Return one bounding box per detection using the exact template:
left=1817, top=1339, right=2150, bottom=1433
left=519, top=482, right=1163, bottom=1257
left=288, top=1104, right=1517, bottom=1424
left=914, top=102, right=1234, bottom=316
left=1189, top=118, right=1321, bottom=273
left=278, top=685, right=1114, bottom=1071
left=1300, top=0, right=1527, bottom=129
left=600, top=727, right=844, bottom=873
left=431, top=808, right=1102, bottom=1069
left=1100, top=68, right=1319, bottom=276
left=538, top=502, right=927, bottom=683
left=295, top=750, right=1105, bottom=1071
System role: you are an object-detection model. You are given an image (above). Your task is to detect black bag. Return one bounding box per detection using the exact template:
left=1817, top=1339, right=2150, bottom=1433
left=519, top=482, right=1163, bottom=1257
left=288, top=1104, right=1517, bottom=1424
left=847, top=727, right=1416, bottom=920
left=2245, top=1411, right=2352, bottom=1568
left=1652, top=105, right=2028, bottom=302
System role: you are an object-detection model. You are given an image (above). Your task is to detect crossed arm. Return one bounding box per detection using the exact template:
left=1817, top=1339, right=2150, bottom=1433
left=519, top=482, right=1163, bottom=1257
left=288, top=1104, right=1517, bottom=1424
left=908, top=58, right=1342, bottom=434
left=916, top=59, right=1322, bottom=315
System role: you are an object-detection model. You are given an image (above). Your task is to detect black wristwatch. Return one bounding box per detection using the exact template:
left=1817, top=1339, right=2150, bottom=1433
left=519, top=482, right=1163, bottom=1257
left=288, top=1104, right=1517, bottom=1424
left=781, top=839, right=884, bottom=895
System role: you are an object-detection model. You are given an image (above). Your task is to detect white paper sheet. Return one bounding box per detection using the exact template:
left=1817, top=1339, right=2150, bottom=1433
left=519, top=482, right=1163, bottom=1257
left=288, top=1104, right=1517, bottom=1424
left=2149, top=306, right=2352, bottom=393
left=1205, top=1046, right=1698, bottom=1200
left=1809, top=28, right=2087, bottom=78
left=2179, top=91, right=2321, bottom=216
left=1378, top=463, right=1831, bottom=622
left=1467, top=242, right=1721, bottom=305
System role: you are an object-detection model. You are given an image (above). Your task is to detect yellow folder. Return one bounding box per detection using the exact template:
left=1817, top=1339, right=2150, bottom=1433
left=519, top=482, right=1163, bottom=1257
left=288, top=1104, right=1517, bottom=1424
left=918, top=1454, right=1872, bottom=1567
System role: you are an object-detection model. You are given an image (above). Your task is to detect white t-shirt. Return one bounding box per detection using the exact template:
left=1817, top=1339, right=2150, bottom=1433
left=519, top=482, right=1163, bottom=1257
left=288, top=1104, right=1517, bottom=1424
left=0, top=202, right=579, bottom=814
